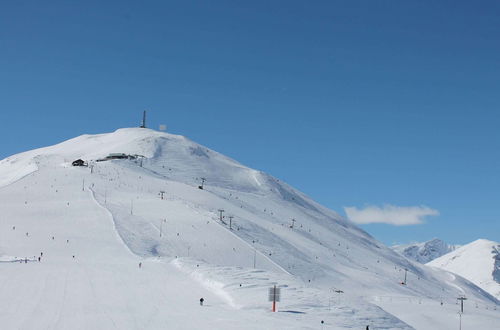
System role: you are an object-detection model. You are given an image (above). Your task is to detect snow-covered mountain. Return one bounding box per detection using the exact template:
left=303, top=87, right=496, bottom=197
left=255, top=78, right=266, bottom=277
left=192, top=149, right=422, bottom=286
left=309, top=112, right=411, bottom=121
left=1, top=128, right=499, bottom=329
left=428, top=239, right=500, bottom=300
left=392, top=239, right=460, bottom=263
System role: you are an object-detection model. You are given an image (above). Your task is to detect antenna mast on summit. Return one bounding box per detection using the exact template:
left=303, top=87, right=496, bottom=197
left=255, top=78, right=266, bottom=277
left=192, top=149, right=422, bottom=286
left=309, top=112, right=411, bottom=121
left=140, top=111, right=147, bottom=128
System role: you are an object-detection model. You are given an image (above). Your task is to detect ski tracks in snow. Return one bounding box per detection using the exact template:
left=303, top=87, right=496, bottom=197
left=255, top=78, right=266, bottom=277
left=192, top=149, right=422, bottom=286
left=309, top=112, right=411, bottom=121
left=172, top=258, right=241, bottom=309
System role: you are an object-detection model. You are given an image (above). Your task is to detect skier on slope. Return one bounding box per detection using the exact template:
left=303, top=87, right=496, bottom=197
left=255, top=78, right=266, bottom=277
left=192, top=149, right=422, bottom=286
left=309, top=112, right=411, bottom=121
left=199, top=298, right=204, bottom=306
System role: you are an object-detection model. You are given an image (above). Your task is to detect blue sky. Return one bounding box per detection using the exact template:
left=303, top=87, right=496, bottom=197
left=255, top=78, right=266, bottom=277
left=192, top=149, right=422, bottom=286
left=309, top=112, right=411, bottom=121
left=1, top=1, right=499, bottom=245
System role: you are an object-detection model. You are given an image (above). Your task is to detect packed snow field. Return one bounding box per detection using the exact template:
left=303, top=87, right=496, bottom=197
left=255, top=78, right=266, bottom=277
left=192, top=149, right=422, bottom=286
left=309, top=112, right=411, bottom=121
left=1, top=128, right=499, bottom=329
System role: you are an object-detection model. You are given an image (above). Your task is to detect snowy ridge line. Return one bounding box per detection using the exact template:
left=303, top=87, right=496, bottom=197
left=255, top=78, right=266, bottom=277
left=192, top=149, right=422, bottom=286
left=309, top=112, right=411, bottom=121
left=0, top=161, right=39, bottom=190
left=392, top=238, right=460, bottom=264
left=171, top=258, right=241, bottom=309
left=88, top=187, right=137, bottom=258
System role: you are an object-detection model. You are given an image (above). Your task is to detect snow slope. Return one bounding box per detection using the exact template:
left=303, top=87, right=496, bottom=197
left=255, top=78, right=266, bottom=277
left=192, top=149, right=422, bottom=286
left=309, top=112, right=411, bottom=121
left=392, top=239, right=460, bottom=264
left=1, top=128, right=499, bottom=329
left=428, top=239, right=500, bottom=300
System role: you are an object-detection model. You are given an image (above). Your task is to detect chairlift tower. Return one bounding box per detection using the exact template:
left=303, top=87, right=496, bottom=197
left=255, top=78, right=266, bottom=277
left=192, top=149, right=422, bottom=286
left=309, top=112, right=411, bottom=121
left=199, top=177, right=206, bottom=190
left=218, top=209, right=225, bottom=223
left=457, top=296, right=467, bottom=313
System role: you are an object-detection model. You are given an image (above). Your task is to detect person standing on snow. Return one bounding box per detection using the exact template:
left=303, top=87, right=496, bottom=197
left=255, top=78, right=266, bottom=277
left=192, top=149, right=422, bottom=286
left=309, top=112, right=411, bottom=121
left=199, top=298, right=204, bottom=306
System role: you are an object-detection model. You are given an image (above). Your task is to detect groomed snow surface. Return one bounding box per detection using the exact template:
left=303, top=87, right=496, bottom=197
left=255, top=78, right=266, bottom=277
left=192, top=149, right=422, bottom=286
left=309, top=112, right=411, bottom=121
left=1, top=128, right=499, bottom=329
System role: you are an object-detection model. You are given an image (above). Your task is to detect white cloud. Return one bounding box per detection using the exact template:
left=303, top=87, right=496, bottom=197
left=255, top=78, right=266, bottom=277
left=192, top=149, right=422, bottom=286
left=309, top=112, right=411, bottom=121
left=344, top=204, right=439, bottom=226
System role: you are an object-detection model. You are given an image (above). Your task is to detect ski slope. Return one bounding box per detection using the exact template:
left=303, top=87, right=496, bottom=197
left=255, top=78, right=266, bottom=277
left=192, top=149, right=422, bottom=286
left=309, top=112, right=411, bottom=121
left=1, top=128, right=499, bottom=329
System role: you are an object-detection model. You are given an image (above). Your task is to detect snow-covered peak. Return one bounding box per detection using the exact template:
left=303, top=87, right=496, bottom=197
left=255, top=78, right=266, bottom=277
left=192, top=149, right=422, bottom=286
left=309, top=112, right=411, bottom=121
left=428, top=239, right=500, bottom=299
left=1, top=128, right=344, bottom=219
left=3, top=127, right=234, bottom=166
left=392, top=238, right=460, bottom=264
left=1, top=128, right=244, bottom=187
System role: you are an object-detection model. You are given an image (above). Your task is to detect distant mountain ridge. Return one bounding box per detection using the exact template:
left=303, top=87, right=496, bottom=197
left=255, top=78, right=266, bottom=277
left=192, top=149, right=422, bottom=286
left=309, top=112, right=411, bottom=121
left=392, top=238, right=460, bottom=263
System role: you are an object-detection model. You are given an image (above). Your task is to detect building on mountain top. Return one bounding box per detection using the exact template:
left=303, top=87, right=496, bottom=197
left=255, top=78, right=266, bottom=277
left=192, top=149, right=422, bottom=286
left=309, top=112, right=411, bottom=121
left=72, top=159, right=86, bottom=166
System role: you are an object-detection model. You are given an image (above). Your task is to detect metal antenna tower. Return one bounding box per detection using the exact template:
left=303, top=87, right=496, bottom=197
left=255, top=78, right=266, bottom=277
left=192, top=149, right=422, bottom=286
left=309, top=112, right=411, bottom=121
left=140, top=110, right=147, bottom=128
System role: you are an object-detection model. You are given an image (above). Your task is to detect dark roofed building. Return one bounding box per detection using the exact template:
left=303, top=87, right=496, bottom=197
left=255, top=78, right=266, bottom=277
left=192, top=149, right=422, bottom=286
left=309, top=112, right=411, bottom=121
left=72, top=159, right=86, bottom=166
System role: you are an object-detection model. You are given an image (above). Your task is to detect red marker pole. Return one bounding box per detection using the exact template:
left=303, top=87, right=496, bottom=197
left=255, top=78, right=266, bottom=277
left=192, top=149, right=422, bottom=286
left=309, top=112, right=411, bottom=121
left=272, top=285, right=277, bottom=312
left=269, top=285, right=280, bottom=312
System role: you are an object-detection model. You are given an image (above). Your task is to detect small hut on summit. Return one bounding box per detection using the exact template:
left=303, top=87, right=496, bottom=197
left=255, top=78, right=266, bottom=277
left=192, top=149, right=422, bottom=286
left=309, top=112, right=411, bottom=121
left=72, top=159, right=86, bottom=166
